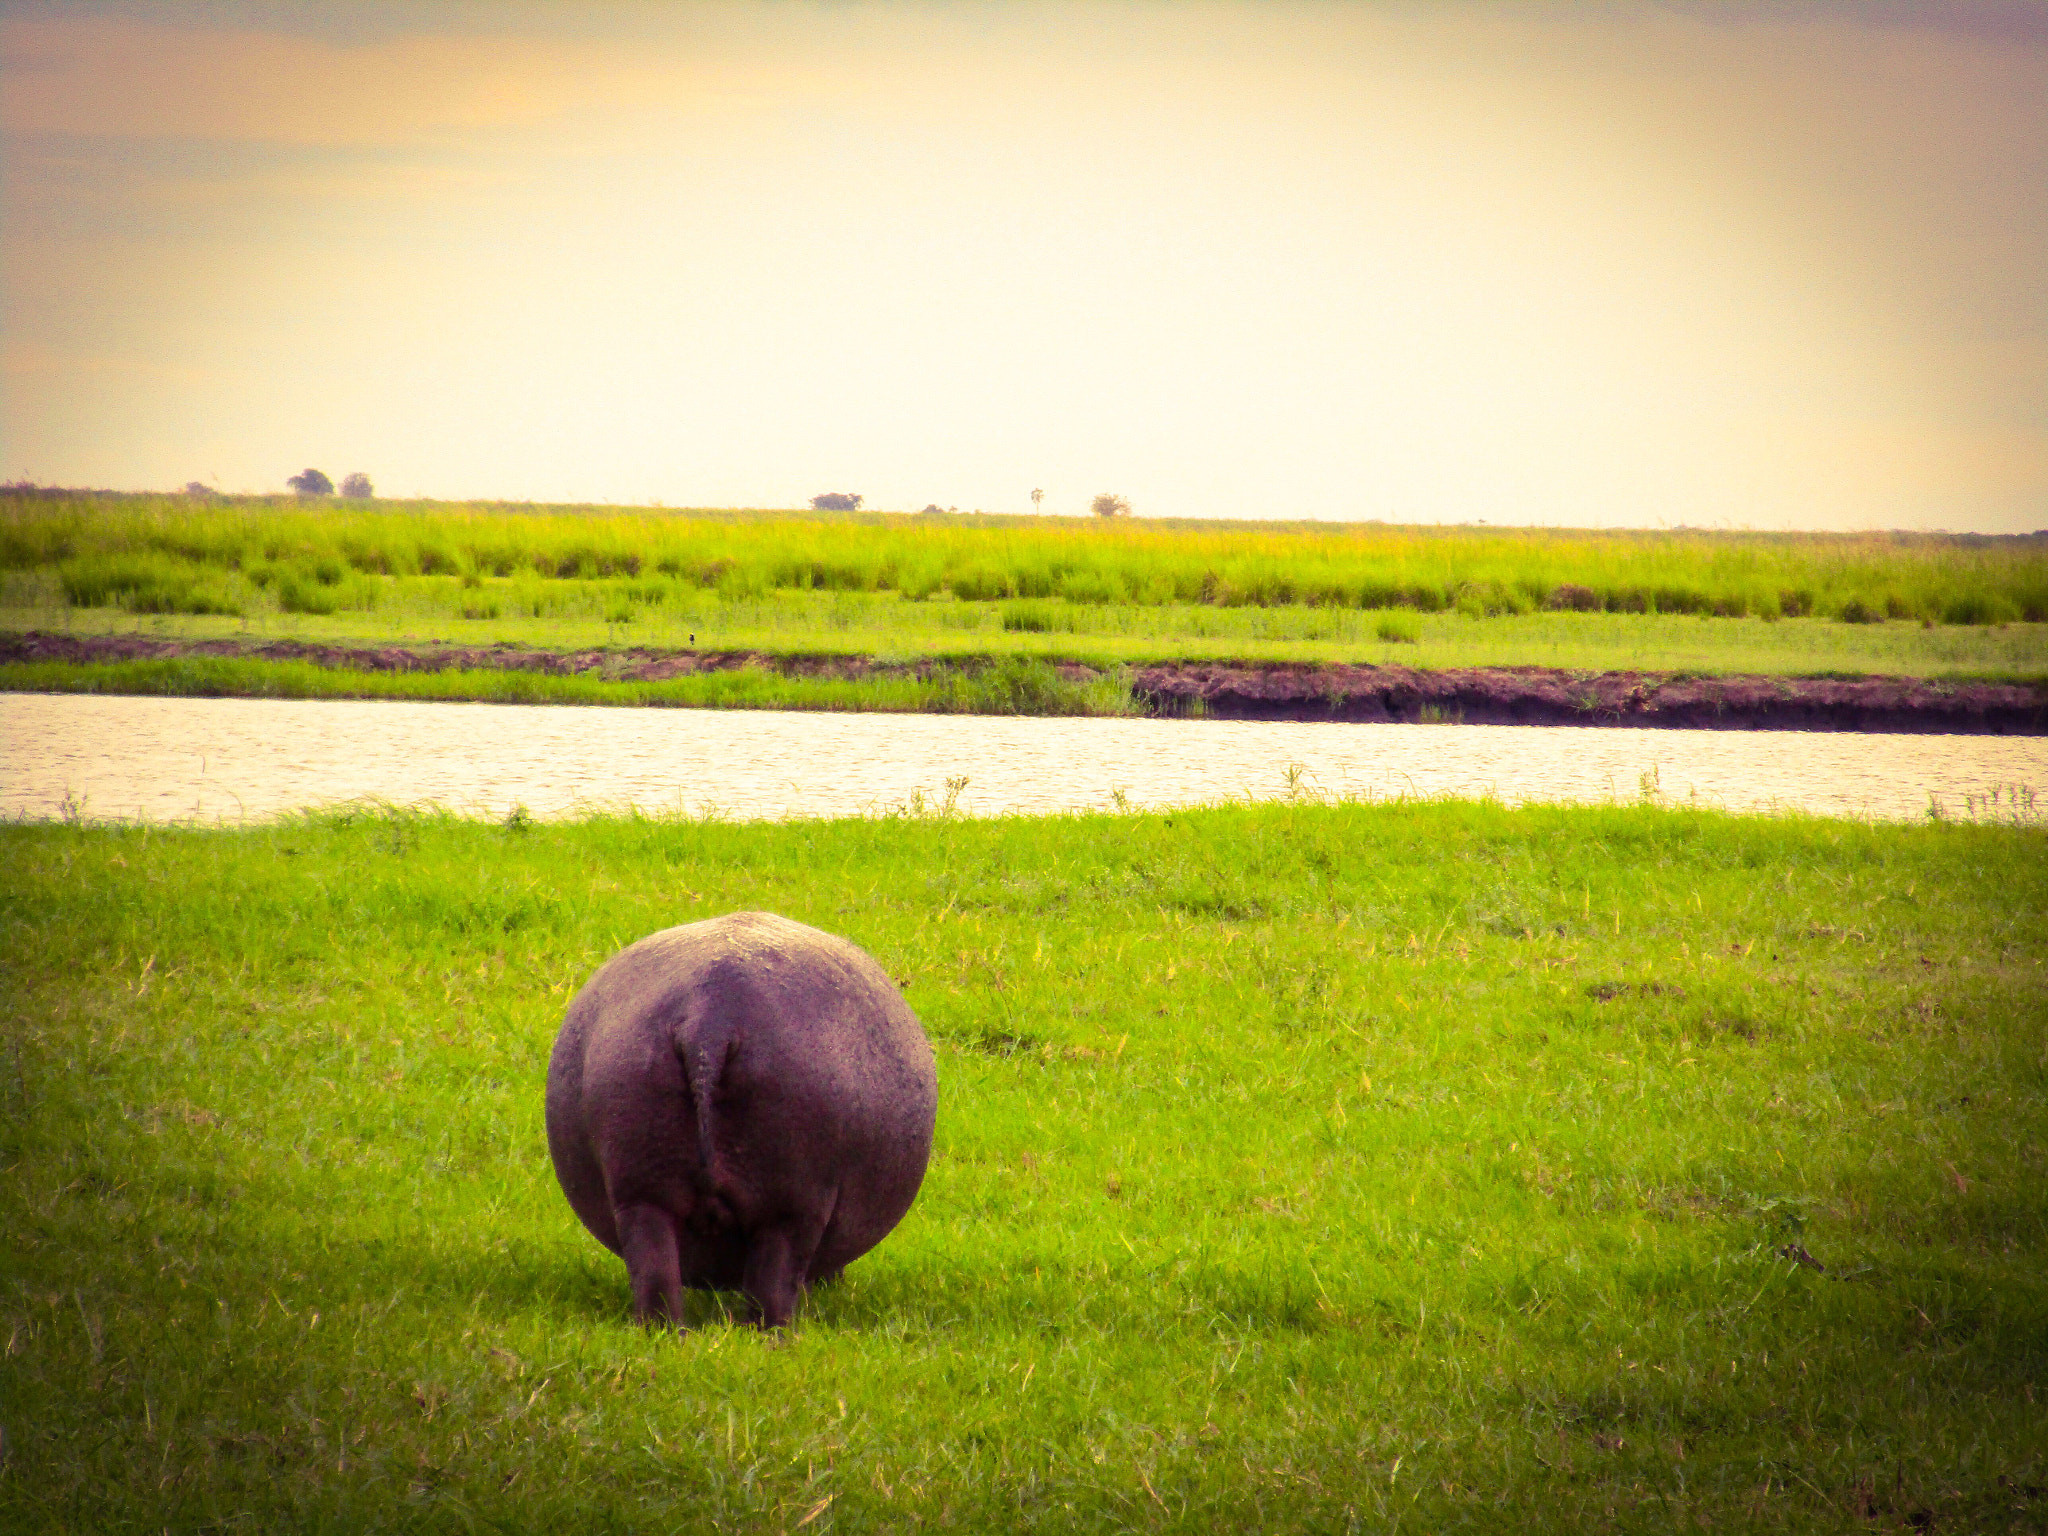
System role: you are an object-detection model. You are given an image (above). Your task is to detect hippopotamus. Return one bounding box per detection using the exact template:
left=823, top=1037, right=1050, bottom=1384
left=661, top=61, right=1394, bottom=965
left=546, top=912, right=937, bottom=1328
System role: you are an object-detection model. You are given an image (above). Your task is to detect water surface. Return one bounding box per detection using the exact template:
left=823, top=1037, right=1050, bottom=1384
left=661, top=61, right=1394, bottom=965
left=4, top=693, right=2042, bottom=824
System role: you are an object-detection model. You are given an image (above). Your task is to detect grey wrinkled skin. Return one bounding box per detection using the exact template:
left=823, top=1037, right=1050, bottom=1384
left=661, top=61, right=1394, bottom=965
left=546, top=912, right=936, bottom=1329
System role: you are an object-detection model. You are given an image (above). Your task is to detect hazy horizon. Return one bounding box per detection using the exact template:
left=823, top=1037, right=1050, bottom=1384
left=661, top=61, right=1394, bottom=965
left=4, top=2, right=2043, bottom=532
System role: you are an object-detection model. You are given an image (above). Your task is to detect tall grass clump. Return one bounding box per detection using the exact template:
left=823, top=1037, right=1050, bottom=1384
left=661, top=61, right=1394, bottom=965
left=1001, top=599, right=1073, bottom=633
left=1374, top=610, right=1421, bottom=643
left=941, top=655, right=1132, bottom=714
left=245, top=556, right=378, bottom=615
left=57, top=552, right=242, bottom=616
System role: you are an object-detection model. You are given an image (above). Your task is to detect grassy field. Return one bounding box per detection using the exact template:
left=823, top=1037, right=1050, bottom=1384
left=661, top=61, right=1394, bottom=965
left=12, top=587, right=2048, bottom=682
left=6, top=496, right=2048, bottom=680
left=4, top=800, right=2044, bottom=1532
left=0, top=650, right=1135, bottom=716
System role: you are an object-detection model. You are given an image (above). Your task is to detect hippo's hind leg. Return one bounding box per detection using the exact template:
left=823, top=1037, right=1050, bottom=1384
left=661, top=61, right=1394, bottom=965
left=616, top=1203, right=687, bottom=1326
left=741, top=1197, right=836, bottom=1330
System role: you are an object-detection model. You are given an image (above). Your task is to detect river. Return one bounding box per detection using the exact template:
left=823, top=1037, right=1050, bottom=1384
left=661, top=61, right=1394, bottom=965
left=6, top=693, right=2045, bottom=825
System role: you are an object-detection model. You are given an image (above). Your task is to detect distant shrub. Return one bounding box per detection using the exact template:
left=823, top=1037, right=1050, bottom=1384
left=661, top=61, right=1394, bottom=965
left=286, top=469, right=333, bottom=496
left=339, top=472, right=373, bottom=499
left=810, top=493, right=862, bottom=511
left=1837, top=597, right=1882, bottom=624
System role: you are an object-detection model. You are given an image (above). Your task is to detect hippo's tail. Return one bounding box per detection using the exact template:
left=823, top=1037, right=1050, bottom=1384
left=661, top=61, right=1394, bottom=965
left=676, top=1012, right=739, bottom=1195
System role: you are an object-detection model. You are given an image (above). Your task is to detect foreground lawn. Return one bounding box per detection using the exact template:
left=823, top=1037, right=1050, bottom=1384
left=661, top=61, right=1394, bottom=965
left=2, top=801, right=2044, bottom=1532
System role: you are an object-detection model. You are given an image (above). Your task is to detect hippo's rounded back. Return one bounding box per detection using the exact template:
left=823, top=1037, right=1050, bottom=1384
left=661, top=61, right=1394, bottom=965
left=545, top=912, right=936, bottom=1327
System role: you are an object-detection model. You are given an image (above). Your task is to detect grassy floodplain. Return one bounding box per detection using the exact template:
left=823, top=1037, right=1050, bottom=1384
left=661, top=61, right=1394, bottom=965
left=13, top=595, right=2048, bottom=688
left=4, top=798, right=2045, bottom=1532
left=6, top=496, right=2048, bottom=692
left=0, top=651, right=1138, bottom=717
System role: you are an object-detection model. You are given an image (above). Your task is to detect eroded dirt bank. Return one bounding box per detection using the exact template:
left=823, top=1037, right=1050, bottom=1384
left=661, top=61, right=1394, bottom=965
left=1126, top=660, right=2047, bottom=733
left=5, top=631, right=2043, bottom=733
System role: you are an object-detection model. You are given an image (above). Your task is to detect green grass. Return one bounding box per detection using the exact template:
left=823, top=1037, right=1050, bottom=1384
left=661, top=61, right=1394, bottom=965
left=7, top=493, right=2047, bottom=635
left=0, top=654, right=1135, bottom=716
left=11, top=494, right=2048, bottom=683
left=4, top=801, right=2044, bottom=1531
left=11, top=592, right=2048, bottom=683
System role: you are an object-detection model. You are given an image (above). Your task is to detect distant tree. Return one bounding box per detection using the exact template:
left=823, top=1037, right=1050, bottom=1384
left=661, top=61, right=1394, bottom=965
left=339, top=472, right=374, bottom=499
left=287, top=468, right=333, bottom=496
left=920, top=504, right=945, bottom=515
left=810, top=492, right=862, bottom=511
left=1031, top=487, right=1044, bottom=513
left=184, top=481, right=214, bottom=498
left=1091, top=492, right=1131, bottom=518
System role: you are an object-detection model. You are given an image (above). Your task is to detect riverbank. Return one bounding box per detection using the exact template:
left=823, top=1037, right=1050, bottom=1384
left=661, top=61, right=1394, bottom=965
left=6, top=630, right=2044, bottom=732
left=4, top=800, right=2042, bottom=1532
left=11, top=497, right=2048, bottom=686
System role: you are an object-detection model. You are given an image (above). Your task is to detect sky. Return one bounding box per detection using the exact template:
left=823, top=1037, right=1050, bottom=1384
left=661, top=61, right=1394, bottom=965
left=2, top=1, right=2044, bottom=529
